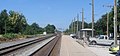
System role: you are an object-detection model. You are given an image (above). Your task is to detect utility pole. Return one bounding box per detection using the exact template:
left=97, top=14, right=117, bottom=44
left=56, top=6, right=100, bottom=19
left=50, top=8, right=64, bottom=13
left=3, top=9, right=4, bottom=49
left=82, top=8, right=84, bottom=29
left=74, top=17, right=76, bottom=34
left=107, top=13, right=109, bottom=39
left=81, top=8, right=86, bottom=42
left=114, top=0, right=117, bottom=45
left=103, top=4, right=113, bottom=39
left=92, top=0, right=94, bottom=38
left=76, top=14, right=80, bottom=38
left=71, top=19, right=74, bottom=33
left=77, top=14, right=79, bottom=32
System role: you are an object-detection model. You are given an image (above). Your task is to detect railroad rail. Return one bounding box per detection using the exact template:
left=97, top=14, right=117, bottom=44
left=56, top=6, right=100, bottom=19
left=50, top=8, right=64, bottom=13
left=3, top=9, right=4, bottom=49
left=0, top=33, right=61, bottom=56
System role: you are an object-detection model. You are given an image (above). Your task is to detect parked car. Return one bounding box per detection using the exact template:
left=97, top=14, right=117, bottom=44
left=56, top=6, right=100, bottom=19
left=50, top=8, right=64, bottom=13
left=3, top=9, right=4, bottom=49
left=109, top=45, right=119, bottom=53
left=89, top=35, right=118, bottom=45
left=70, top=34, right=75, bottom=37
left=70, top=34, right=77, bottom=38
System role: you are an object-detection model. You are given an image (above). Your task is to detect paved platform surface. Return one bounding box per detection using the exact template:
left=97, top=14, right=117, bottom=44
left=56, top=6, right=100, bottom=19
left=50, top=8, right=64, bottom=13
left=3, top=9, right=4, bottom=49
left=87, top=46, right=115, bottom=56
left=60, top=35, right=97, bottom=56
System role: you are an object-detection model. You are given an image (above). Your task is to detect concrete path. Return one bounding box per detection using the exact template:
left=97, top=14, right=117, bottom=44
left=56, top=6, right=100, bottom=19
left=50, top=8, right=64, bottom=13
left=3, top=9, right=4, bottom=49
left=60, top=35, right=97, bottom=56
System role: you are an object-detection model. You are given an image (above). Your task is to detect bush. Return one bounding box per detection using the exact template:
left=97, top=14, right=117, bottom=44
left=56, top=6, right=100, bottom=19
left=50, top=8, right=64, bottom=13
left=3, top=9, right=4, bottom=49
left=3, top=33, right=17, bottom=39
left=16, top=34, right=26, bottom=38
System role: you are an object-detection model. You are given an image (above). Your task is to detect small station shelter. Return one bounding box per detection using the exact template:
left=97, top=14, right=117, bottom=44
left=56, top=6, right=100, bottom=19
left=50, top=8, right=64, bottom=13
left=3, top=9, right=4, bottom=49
left=79, top=29, right=95, bottom=40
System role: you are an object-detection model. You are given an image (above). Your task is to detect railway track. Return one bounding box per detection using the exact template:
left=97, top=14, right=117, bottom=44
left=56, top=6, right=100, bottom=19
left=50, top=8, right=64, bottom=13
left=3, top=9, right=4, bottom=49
left=0, top=33, right=61, bottom=56
left=32, top=33, right=62, bottom=56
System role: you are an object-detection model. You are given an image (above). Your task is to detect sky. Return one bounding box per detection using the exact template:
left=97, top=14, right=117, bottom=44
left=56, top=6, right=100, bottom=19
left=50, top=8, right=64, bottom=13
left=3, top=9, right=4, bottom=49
left=0, top=0, right=114, bottom=31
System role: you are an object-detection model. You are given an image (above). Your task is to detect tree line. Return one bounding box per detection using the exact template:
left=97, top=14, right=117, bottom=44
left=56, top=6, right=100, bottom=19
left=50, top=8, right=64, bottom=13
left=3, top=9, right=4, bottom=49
left=64, top=0, right=120, bottom=35
left=0, top=9, right=56, bottom=35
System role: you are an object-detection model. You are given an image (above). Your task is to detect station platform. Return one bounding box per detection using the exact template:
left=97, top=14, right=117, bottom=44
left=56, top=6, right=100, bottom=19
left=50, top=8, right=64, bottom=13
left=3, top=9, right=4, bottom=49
left=60, top=35, right=97, bottom=56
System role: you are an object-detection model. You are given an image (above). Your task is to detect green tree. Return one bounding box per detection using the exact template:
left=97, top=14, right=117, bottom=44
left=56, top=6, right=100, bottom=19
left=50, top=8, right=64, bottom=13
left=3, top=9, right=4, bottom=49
left=23, top=25, right=34, bottom=35
left=23, top=23, right=44, bottom=35
left=0, top=9, right=9, bottom=34
left=45, top=24, right=56, bottom=33
left=0, top=9, right=56, bottom=35
left=8, top=11, right=27, bottom=33
left=69, top=21, right=88, bottom=34
left=31, top=23, right=41, bottom=34
left=117, top=0, right=120, bottom=25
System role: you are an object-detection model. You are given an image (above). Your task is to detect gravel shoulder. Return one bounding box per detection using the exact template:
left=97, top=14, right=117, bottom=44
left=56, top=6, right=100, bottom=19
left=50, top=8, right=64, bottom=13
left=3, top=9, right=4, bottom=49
left=0, top=37, right=40, bottom=49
